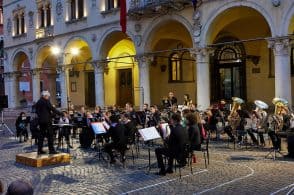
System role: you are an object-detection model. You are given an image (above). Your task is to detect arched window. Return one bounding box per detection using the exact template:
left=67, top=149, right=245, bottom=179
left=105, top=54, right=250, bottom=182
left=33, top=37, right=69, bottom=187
left=106, top=0, right=120, bottom=10
left=78, top=0, right=84, bottom=19
left=169, top=53, right=181, bottom=82
left=20, top=13, right=25, bottom=34
left=46, top=4, right=51, bottom=26
left=39, top=6, right=45, bottom=28
left=15, top=15, right=20, bottom=35
left=71, top=0, right=76, bottom=20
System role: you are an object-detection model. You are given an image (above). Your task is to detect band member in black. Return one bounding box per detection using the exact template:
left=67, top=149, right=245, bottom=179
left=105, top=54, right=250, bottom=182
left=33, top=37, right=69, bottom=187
left=35, top=91, right=61, bottom=155
left=147, top=105, right=161, bottom=127
left=168, top=92, right=177, bottom=107
left=155, top=113, right=189, bottom=176
left=15, top=112, right=30, bottom=142
left=104, top=115, right=128, bottom=163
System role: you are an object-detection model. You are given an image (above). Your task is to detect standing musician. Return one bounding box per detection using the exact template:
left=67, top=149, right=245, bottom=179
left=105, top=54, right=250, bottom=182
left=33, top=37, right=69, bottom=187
left=183, top=94, right=192, bottom=107
left=35, top=91, right=62, bottom=155
left=286, top=113, right=294, bottom=158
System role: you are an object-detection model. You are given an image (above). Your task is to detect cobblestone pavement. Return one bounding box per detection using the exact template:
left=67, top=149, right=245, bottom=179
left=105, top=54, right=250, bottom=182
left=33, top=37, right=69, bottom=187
left=0, top=133, right=294, bottom=195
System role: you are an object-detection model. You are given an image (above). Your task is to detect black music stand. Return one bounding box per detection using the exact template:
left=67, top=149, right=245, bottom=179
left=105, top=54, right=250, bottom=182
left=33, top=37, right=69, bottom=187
left=90, top=122, right=107, bottom=162
left=138, top=127, right=161, bottom=173
left=53, top=123, right=74, bottom=153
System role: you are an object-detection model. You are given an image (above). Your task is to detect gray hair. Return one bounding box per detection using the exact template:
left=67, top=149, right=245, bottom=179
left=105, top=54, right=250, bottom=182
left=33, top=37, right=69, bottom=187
left=41, top=91, right=50, bottom=97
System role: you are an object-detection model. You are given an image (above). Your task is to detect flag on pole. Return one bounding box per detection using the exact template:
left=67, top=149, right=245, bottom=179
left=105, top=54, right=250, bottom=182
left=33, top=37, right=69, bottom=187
left=192, top=0, right=198, bottom=11
left=120, top=0, right=127, bottom=33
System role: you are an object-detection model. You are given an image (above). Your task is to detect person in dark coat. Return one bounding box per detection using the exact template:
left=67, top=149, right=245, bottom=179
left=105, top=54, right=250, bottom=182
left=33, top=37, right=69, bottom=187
left=104, top=115, right=128, bottom=163
left=6, top=180, right=34, bottom=195
left=186, top=113, right=201, bottom=151
left=35, top=91, right=61, bottom=155
left=155, top=113, right=189, bottom=175
left=15, top=112, right=30, bottom=142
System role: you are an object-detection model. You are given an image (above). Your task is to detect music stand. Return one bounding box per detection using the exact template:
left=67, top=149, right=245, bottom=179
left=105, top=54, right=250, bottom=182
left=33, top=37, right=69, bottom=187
left=53, top=123, right=74, bottom=153
left=0, top=109, right=14, bottom=136
left=90, top=122, right=107, bottom=161
left=139, top=127, right=161, bottom=172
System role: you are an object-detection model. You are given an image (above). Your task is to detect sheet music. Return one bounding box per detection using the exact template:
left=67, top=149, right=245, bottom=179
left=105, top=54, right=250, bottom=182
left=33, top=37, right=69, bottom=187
left=91, top=122, right=106, bottom=135
left=102, top=121, right=110, bottom=130
left=160, top=123, right=170, bottom=139
left=139, top=127, right=161, bottom=141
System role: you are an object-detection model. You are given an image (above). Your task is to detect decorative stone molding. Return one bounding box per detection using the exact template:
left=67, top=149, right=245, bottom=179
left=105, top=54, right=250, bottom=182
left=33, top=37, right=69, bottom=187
left=28, top=48, right=33, bottom=60
left=92, top=61, right=106, bottom=74
left=56, top=0, right=63, bottom=21
left=135, top=55, right=152, bottom=69
left=29, top=68, right=42, bottom=76
left=271, top=0, right=281, bottom=7
left=91, top=0, right=96, bottom=8
left=190, top=47, right=214, bottom=63
left=134, top=24, right=142, bottom=33
left=192, top=10, right=202, bottom=44
left=56, top=65, right=65, bottom=73
left=134, top=35, right=142, bottom=47
left=7, top=18, right=12, bottom=34
left=268, top=37, right=291, bottom=56
left=91, top=34, right=97, bottom=42
left=28, top=11, right=34, bottom=28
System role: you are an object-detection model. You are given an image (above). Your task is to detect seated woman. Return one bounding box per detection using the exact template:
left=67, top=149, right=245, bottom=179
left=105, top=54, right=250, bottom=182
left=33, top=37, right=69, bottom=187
left=185, top=113, right=201, bottom=151
left=15, top=112, right=30, bottom=142
left=58, top=111, right=73, bottom=149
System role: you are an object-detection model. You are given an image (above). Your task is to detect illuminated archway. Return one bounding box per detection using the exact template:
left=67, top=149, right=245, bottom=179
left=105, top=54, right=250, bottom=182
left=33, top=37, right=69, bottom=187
left=12, top=51, right=32, bottom=106
left=35, top=45, right=59, bottom=105
left=145, top=19, right=195, bottom=105
left=98, top=31, right=138, bottom=107
left=206, top=6, right=273, bottom=103
left=64, top=38, right=94, bottom=107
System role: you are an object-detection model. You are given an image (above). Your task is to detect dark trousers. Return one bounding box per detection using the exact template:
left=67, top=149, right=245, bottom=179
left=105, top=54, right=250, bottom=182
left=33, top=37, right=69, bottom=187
left=287, top=134, right=294, bottom=157
left=268, top=131, right=281, bottom=150
left=38, top=123, right=55, bottom=152
left=155, top=147, right=174, bottom=171
left=58, top=127, right=70, bottom=145
left=224, top=126, right=235, bottom=141
left=104, top=143, right=126, bottom=160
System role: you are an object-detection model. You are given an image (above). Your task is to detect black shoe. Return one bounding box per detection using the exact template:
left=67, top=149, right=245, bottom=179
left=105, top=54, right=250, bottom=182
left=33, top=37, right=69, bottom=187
left=284, top=154, right=294, bottom=158
left=166, top=168, right=174, bottom=174
left=157, top=169, right=166, bottom=176
left=49, top=151, right=59, bottom=155
left=68, top=145, right=73, bottom=149
left=37, top=151, right=46, bottom=155
left=110, top=159, right=116, bottom=164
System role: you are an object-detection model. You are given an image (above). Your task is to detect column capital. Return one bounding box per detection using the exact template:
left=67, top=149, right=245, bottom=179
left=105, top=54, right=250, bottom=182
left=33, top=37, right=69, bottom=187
left=135, top=55, right=152, bottom=69
left=190, top=47, right=214, bottom=63
left=30, top=68, right=42, bottom=76
left=267, top=37, right=291, bottom=56
left=92, top=61, right=106, bottom=73
left=56, top=65, right=66, bottom=73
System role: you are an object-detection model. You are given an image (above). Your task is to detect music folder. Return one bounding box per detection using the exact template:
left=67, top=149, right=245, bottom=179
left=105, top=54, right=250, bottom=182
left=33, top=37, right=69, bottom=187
left=91, top=122, right=106, bottom=135
left=139, top=127, right=161, bottom=141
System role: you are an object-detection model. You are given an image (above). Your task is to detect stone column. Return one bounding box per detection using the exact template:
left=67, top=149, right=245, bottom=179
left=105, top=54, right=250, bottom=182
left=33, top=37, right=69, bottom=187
left=43, top=5, right=47, bottom=27
left=57, top=64, right=68, bottom=109
left=66, top=0, right=72, bottom=21
left=4, top=72, right=17, bottom=108
left=268, top=37, right=292, bottom=105
left=137, top=56, right=150, bottom=108
left=31, top=69, right=41, bottom=103
left=75, top=0, right=79, bottom=19
left=193, top=47, right=212, bottom=110
left=93, top=62, right=105, bottom=107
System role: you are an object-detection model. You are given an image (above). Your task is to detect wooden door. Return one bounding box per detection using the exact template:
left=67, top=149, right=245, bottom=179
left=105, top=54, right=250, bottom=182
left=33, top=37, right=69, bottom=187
left=117, top=69, right=133, bottom=106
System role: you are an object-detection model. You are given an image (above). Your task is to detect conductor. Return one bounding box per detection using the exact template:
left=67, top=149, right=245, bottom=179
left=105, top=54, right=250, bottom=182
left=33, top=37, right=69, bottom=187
left=35, top=91, right=61, bottom=155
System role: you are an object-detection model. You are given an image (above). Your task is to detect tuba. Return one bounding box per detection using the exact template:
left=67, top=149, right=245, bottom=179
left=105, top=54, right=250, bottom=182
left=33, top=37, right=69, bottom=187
left=254, top=100, right=269, bottom=110
left=229, top=97, right=244, bottom=117
left=254, top=100, right=269, bottom=131
left=272, top=97, right=288, bottom=115
left=272, top=97, right=289, bottom=132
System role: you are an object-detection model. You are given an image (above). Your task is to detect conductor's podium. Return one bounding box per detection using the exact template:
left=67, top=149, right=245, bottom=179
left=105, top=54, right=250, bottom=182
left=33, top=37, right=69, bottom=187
left=16, top=152, right=71, bottom=168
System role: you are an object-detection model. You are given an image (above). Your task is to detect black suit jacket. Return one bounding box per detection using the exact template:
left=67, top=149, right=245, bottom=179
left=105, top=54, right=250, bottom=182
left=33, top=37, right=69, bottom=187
left=35, top=97, right=61, bottom=124
left=188, top=124, right=201, bottom=151
left=168, top=123, right=189, bottom=160
left=107, top=123, right=127, bottom=148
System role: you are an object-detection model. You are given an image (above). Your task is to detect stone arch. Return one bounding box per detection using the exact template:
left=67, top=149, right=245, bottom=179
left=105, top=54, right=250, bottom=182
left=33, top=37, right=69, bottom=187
left=97, top=26, right=136, bottom=59
left=281, top=4, right=294, bottom=35
left=142, top=14, right=194, bottom=51
left=34, top=42, right=55, bottom=69
left=10, top=49, right=30, bottom=71
left=200, top=1, right=276, bottom=45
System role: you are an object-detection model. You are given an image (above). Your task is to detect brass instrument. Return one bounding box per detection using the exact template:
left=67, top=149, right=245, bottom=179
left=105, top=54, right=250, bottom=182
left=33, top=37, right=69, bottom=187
left=228, top=97, right=244, bottom=130
left=254, top=100, right=269, bottom=131
left=272, top=97, right=289, bottom=132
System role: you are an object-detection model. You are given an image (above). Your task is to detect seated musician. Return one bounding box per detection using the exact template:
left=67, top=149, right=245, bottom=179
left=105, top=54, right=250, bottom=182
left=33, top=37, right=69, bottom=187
left=58, top=111, right=73, bottom=149
left=121, top=113, right=137, bottom=144
left=185, top=113, right=201, bottom=151
left=147, top=105, right=161, bottom=127
left=93, top=106, right=103, bottom=119
left=104, top=115, right=128, bottom=164
left=168, top=92, right=178, bottom=107
left=15, top=112, right=30, bottom=142
left=285, top=114, right=294, bottom=158
left=155, top=113, right=189, bottom=176
left=183, top=94, right=192, bottom=107
left=125, top=103, right=137, bottom=125
left=111, top=105, right=121, bottom=117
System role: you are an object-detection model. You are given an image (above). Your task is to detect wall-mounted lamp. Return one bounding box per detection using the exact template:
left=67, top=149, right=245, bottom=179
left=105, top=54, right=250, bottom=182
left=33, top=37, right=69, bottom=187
left=247, top=55, right=260, bottom=66
left=160, top=64, right=167, bottom=72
